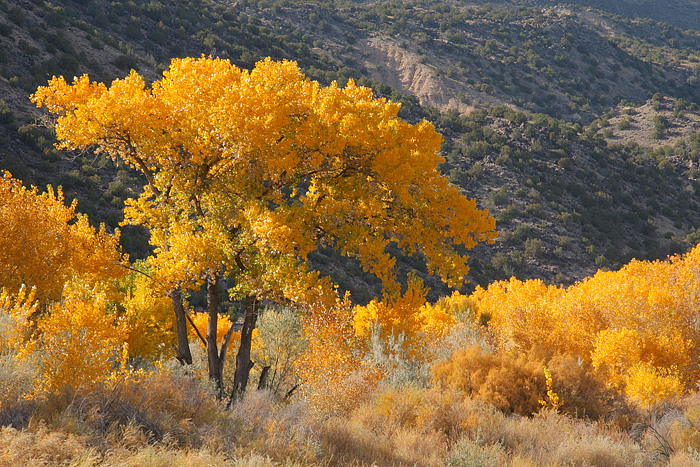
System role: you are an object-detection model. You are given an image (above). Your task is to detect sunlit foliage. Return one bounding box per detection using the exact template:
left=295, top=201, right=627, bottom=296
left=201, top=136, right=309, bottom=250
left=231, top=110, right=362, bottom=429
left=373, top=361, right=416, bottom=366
left=33, top=56, right=496, bottom=300
left=189, top=311, right=237, bottom=350
left=469, top=244, right=700, bottom=406
left=121, top=270, right=176, bottom=360
left=18, top=281, right=128, bottom=395
left=0, top=287, right=38, bottom=412
left=0, top=171, right=125, bottom=305
left=352, top=277, right=461, bottom=361
left=33, top=56, right=496, bottom=393
left=296, top=294, right=383, bottom=416
left=0, top=286, right=36, bottom=354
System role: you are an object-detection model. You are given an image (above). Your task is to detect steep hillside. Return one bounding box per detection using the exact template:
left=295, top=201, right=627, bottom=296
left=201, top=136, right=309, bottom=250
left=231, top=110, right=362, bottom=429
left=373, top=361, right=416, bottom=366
left=441, top=103, right=700, bottom=288
left=264, top=0, right=700, bottom=122
left=3, top=0, right=700, bottom=299
left=526, top=0, right=700, bottom=31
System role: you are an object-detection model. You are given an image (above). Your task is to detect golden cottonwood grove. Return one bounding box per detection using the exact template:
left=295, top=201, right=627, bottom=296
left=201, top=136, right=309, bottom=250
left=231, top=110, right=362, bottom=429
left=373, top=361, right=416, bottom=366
left=32, top=56, right=497, bottom=396
left=0, top=172, right=129, bottom=397
left=0, top=171, right=125, bottom=305
left=467, top=244, right=700, bottom=407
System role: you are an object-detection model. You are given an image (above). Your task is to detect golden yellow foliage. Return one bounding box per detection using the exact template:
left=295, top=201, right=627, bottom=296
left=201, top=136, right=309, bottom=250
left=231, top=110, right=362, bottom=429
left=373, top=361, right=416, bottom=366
left=469, top=244, right=700, bottom=404
left=121, top=271, right=176, bottom=360
left=296, top=294, right=383, bottom=416
left=188, top=311, right=238, bottom=351
left=33, top=56, right=496, bottom=302
left=538, top=366, right=562, bottom=411
left=624, top=363, right=684, bottom=408
left=34, top=56, right=497, bottom=394
left=0, top=171, right=126, bottom=304
left=418, top=291, right=466, bottom=340
left=0, top=286, right=37, bottom=353
left=0, top=287, right=39, bottom=411
left=23, top=281, right=129, bottom=395
left=352, top=275, right=429, bottom=340
left=352, top=277, right=459, bottom=358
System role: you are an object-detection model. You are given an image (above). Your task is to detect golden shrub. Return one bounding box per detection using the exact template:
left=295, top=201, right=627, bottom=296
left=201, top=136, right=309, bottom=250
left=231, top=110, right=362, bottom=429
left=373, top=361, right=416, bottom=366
left=21, top=281, right=128, bottom=395
left=624, top=363, right=684, bottom=408
left=433, top=345, right=615, bottom=418
left=468, top=244, right=700, bottom=405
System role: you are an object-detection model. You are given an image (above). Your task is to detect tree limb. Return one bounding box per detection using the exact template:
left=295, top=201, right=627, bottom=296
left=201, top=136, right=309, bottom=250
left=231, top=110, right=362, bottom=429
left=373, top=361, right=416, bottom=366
left=186, top=312, right=207, bottom=348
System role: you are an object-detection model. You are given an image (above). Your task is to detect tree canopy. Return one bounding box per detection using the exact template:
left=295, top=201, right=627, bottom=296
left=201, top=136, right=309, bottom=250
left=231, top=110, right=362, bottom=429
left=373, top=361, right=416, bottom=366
left=33, top=56, right=497, bottom=395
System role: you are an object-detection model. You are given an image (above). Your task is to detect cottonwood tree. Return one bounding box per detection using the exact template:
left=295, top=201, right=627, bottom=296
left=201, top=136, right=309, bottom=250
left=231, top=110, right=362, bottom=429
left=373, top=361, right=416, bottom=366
left=0, top=172, right=128, bottom=394
left=0, top=171, right=125, bottom=305
left=33, top=56, right=497, bottom=397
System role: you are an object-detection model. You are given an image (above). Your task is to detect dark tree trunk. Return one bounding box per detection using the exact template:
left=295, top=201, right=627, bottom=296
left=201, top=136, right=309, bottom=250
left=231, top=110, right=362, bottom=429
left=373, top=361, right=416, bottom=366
left=206, top=272, right=224, bottom=396
left=169, top=288, right=192, bottom=365
left=230, top=294, right=259, bottom=403
left=257, top=366, right=271, bottom=390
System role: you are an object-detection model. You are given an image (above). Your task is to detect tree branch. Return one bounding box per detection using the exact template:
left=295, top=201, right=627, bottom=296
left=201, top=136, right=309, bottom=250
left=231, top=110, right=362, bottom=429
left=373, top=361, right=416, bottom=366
left=185, top=312, right=207, bottom=348
left=234, top=249, right=246, bottom=272
left=219, top=320, right=237, bottom=362
left=115, top=262, right=154, bottom=280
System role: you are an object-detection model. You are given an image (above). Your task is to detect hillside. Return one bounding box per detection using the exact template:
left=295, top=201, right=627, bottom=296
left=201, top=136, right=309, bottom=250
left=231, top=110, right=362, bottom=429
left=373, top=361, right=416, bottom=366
left=527, top=0, right=700, bottom=31
left=444, top=101, right=700, bottom=288
left=2, top=0, right=700, bottom=298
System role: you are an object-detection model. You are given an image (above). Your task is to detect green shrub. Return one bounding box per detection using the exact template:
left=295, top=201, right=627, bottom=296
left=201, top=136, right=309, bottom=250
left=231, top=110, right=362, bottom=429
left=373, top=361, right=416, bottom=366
left=617, top=118, right=631, bottom=130
left=7, top=7, right=25, bottom=26
left=0, top=99, right=13, bottom=124
left=250, top=306, right=306, bottom=396
left=489, top=186, right=508, bottom=206
left=524, top=237, right=544, bottom=257
left=0, top=22, right=12, bottom=36
left=448, top=435, right=506, bottom=467
left=468, top=162, right=485, bottom=178
left=653, top=115, right=669, bottom=131
left=113, top=54, right=139, bottom=71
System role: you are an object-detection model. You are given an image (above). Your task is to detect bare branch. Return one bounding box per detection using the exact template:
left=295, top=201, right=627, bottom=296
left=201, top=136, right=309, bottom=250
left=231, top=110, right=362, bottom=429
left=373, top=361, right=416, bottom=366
left=185, top=312, right=207, bottom=348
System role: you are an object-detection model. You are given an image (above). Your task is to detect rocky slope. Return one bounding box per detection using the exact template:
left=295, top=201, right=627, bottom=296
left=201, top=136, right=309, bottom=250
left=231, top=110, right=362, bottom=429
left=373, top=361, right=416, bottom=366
left=3, top=0, right=700, bottom=300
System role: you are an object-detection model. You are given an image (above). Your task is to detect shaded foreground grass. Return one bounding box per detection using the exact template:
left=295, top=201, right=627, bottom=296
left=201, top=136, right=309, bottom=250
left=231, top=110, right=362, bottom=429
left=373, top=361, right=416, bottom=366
left=2, top=369, right=700, bottom=466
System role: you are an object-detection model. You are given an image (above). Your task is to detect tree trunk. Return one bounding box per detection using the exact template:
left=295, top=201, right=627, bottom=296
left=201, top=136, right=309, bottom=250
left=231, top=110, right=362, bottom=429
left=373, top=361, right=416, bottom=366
left=257, top=366, right=271, bottom=390
left=169, top=288, right=192, bottom=365
left=230, top=294, right=259, bottom=403
left=206, top=272, right=224, bottom=397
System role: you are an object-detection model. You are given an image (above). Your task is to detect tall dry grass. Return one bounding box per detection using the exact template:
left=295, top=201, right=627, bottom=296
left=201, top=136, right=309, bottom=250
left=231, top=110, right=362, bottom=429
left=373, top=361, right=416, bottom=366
left=4, top=301, right=700, bottom=466
left=3, top=362, right=700, bottom=466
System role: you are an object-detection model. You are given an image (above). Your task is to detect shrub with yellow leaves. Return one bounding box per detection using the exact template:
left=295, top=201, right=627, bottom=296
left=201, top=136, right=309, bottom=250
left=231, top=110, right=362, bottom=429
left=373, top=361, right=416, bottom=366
left=0, top=287, right=39, bottom=420
left=121, top=270, right=176, bottom=361
left=20, top=281, right=129, bottom=395
left=352, top=277, right=461, bottom=362
left=352, top=275, right=429, bottom=342
left=0, top=171, right=126, bottom=305
left=624, top=363, right=684, bottom=408
left=433, top=345, right=614, bottom=418
left=468, top=244, right=700, bottom=405
left=296, top=294, right=384, bottom=416
left=0, top=286, right=36, bottom=353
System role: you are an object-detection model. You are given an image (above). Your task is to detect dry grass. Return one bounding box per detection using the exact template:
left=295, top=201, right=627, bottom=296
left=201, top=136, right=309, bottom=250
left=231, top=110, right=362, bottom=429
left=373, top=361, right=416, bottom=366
left=34, top=370, right=228, bottom=449
left=4, top=370, right=700, bottom=466
left=500, top=410, right=650, bottom=466
left=0, top=425, right=91, bottom=466
left=0, top=310, right=39, bottom=428
left=4, top=333, right=700, bottom=466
